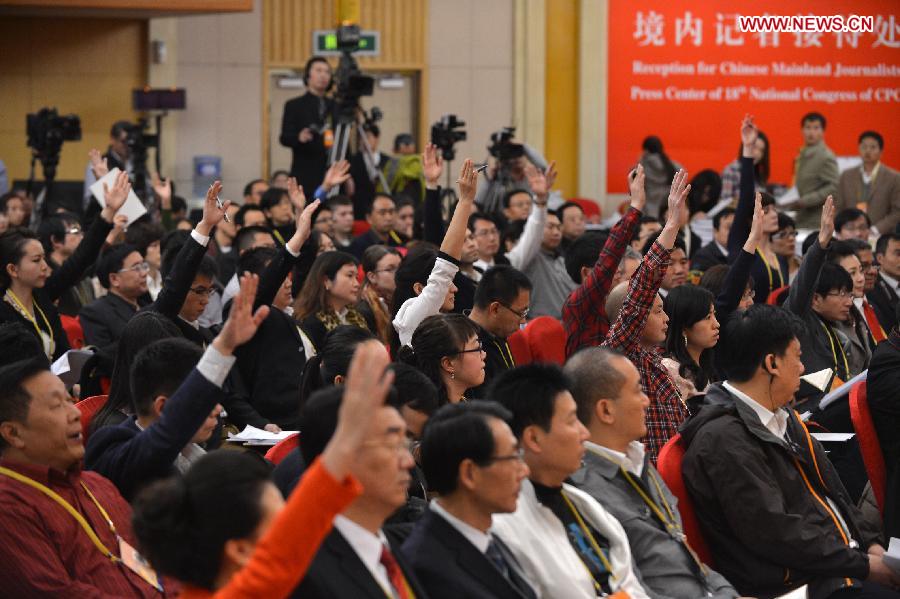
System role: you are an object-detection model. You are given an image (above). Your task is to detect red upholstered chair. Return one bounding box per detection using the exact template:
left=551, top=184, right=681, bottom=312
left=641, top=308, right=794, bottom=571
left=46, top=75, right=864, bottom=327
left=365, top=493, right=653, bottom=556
left=656, top=433, right=715, bottom=567
left=569, top=198, right=602, bottom=224
left=523, top=316, right=566, bottom=365
left=507, top=329, right=532, bottom=366
left=265, top=433, right=301, bottom=465
left=60, top=315, right=85, bottom=349
left=75, top=394, right=108, bottom=441
left=766, top=286, right=789, bottom=306
left=849, top=381, right=886, bottom=513
left=352, top=220, right=371, bottom=237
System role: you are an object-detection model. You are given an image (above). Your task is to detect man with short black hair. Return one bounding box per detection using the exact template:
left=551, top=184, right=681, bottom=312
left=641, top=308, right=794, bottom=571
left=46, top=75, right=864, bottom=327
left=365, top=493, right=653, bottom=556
left=467, top=265, right=532, bottom=395
left=787, top=112, right=839, bottom=229
left=0, top=358, right=165, bottom=596
left=328, top=195, right=355, bottom=247
left=260, top=187, right=296, bottom=244
left=558, top=201, right=586, bottom=253
left=80, top=244, right=150, bottom=349
left=401, top=401, right=537, bottom=599
left=242, top=178, right=269, bottom=205
left=868, top=232, right=900, bottom=333
left=234, top=203, right=268, bottom=229
left=502, top=190, right=532, bottom=224
left=489, top=364, right=651, bottom=599
left=125, top=221, right=165, bottom=300
left=835, top=208, right=873, bottom=242
left=565, top=347, right=738, bottom=599
left=691, top=207, right=734, bottom=272
left=349, top=193, right=404, bottom=259
left=836, top=130, right=900, bottom=236
left=680, top=304, right=893, bottom=599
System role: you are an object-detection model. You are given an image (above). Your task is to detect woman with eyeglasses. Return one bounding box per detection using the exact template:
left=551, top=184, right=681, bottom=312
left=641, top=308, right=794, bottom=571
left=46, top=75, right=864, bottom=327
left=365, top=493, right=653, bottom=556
left=0, top=171, right=130, bottom=361
left=358, top=245, right=401, bottom=344
left=771, top=212, right=801, bottom=281
left=398, top=313, right=486, bottom=405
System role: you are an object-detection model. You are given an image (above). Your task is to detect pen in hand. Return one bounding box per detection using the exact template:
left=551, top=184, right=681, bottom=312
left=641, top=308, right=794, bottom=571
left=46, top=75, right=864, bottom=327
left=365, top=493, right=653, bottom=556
left=210, top=185, right=231, bottom=223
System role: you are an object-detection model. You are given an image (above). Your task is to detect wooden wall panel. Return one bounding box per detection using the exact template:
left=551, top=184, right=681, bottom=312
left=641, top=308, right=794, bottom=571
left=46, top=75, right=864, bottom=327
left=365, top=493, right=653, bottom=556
left=0, top=0, right=251, bottom=13
left=0, top=17, right=146, bottom=182
left=263, top=0, right=425, bottom=69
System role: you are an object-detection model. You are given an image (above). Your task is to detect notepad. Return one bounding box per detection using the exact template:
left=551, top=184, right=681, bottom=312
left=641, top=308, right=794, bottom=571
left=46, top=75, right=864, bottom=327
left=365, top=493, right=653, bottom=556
left=51, top=349, right=93, bottom=387
left=774, top=584, right=808, bottom=599
left=90, top=168, right=148, bottom=226
left=226, top=425, right=297, bottom=445
left=810, top=433, right=855, bottom=443
left=885, top=538, right=900, bottom=576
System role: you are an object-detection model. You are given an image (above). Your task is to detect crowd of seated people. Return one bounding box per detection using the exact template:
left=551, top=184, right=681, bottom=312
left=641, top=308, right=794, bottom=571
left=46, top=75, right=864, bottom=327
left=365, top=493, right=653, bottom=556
left=0, top=104, right=899, bottom=599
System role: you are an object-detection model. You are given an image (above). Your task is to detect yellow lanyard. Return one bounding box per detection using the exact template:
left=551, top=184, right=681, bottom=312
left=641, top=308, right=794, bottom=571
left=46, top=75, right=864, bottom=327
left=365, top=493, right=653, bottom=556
left=0, top=466, right=120, bottom=562
left=560, top=490, right=618, bottom=591
left=5, top=289, right=55, bottom=358
left=493, top=339, right=515, bottom=369
left=756, top=249, right=784, bottom=291
left=588, top=449, right=709, bottom=577
left=389, top=230, right=404, bottom=245
left=819, top=320, right=850, bottom=380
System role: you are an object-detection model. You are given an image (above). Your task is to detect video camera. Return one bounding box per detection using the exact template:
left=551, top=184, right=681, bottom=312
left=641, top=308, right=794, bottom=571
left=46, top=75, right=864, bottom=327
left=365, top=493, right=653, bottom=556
left=333, top=24, right=375, bottom=123
left=26, top=108, right=82, bottom=181
left=488, top=126, right=525, bottom=162
left=431, top=114, right=467, bottom=162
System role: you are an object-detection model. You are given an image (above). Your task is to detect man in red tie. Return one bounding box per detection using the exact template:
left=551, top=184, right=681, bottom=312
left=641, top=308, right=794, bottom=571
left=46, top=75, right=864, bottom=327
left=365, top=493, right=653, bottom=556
left=292, top=368, right=429, bottom=599
left=843, top=237, right=887, bottom=342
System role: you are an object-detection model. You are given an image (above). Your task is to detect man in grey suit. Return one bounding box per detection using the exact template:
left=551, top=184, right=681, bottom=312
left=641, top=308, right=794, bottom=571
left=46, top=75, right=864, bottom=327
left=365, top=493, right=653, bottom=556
left=786, top=112, right=839, bottom=229
left=836, top=131, right=900, bottom=236
left=565, top=347, right=738, bottom=599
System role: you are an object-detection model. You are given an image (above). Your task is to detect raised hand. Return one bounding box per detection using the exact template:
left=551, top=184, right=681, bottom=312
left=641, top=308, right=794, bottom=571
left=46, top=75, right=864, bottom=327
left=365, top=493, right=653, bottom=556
left=100, top=170, right=131, bottom=222
left=151, top=172, right=173, bottom=210
left=322, top=160, right=351, bottom=192
left=745, top=192, right=765, bottom=251
left=287, top=199, right=321, bottom=254
left=88, top=149, right=109, bottom=179
left=213, top=272, right=270, bottom=355
left=197, top=181, right=228, bottom=237
left=818, top=195, right=835, bottom=247
left=525, top=160, right=556, bottom=204
left=423, top=143, right=444, bottom=187
left=628, top=164, right=647, bottom=212
left=456, top=159, right=478, bottom=204
left=665, top=169, right=690, bottom=229
left=322, top=340, right=395, bottom=479
left=741, top=114, right=758, bottom=157
left=287, top=176, right=306, bottom=211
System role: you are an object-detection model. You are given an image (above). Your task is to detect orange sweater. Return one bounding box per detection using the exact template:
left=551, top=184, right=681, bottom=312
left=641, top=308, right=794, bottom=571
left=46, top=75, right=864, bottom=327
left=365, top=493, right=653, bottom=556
left=180, top=457, right=362, bottom=599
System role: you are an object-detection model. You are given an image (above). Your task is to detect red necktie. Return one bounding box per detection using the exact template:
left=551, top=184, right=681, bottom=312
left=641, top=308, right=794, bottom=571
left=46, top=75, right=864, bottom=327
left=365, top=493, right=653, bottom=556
left=862, top=300, right=886, bottom=343
left=380, top=545, right=412, bottom=599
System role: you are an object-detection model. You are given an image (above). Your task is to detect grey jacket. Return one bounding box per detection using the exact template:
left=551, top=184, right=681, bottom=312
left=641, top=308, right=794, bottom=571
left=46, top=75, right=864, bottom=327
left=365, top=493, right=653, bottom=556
left=570, top=449, right=738, bottom=599
left=522, top=249, right=576, bottom=319
left=793, top=142, right=839, bottom=228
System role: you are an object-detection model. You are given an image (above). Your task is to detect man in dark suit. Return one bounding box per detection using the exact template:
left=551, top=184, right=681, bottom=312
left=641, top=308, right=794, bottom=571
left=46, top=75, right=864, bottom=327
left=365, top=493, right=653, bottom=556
left=80, top=243, right=150, bottom=350
left=349, top=193, right=406, bottom=259
left=867, top=302, right=900, bottom=539
left=279, top=56, right=336, bottom=196
left=401, top=402, right=537, bottom=599
left=292, top=375, right=429, bottom=598
left=84, top=274, right=267, bottom=501
left=868, top=232, right=900, bottom=332
left=349, top=123, right=392, bottom=219
left=691, top=208, right=733, bottom=273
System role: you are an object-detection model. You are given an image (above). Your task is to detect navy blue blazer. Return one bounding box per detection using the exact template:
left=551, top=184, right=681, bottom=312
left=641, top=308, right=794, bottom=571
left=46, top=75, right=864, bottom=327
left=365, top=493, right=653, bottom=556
left=84, top=369, right=222, bottom=502
left=400, top=507, right=536, bottom=599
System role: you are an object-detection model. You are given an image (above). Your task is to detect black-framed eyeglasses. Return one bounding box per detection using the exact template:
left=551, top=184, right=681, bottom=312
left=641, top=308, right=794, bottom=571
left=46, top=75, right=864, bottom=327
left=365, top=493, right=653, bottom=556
left=454, top=341, right=484, bottom=355
left=118, top=261, right=150, bottom=274
left=481, top=447, right=525, bottom=465
left=498, top=302, right=529, bottom=320
left=188, top=286, right=216, bottom=296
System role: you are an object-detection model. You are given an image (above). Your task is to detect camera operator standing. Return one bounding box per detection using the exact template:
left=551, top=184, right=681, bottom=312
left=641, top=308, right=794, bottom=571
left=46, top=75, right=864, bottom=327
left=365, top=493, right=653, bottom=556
left=81, top=120, right=137, bottom=213
left=280, top=56, right=336, bottom=197
left=475, top=128, right=554, bottom=221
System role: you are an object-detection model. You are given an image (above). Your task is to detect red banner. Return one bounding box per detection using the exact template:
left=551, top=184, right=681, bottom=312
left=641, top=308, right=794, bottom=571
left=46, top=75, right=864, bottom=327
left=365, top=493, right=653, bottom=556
left=607, top=0, right=900, bottom=193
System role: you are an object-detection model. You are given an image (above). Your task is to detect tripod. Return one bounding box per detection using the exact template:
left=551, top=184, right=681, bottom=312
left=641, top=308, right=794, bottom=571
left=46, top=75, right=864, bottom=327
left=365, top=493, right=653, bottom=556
left=329, top=112, right=389, bottom=197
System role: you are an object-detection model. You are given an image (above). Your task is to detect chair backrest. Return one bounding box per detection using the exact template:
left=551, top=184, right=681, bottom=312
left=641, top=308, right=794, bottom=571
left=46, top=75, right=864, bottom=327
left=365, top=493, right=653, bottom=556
left=568, top=198, right=602, bottom=223
left=75, top=394, right=108, bottom=440
left=656, top=433, right=715, bottom=567
left=524, top=316, right=566, bottom=365
left=766, top=285, right=789, bottom=306
left=352, top=219, right=371, bottom=237
left=265, top=433, right=301, bottom=465
left=60, top=314, right=85, bottom=349
left=507, top=329, right=532, bottom=366
left=848, top=381, right=886, bottom=513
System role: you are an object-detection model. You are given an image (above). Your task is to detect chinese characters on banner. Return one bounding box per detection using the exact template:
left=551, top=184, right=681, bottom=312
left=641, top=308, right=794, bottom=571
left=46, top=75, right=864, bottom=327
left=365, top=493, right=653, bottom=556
left=607, top=1, right=900, bottom=193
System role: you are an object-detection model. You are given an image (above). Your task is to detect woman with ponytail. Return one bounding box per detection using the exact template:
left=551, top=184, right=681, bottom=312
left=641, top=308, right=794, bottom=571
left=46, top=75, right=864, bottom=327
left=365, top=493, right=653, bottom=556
left=297, top=325, right=376, bottom=409
left=662, top=284, right=720, bottom=403
left=358, top=245, right=401, bottom=345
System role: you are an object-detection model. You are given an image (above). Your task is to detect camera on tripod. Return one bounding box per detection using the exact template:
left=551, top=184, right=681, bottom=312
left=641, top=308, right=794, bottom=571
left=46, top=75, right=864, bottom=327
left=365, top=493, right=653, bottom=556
left=488, top=127, right=525, bottom=162
left=431, top=114, right=467, bottom=162
left=26, top=108, right=82, bottom=181
left=333, top=24, right=375, bottom=122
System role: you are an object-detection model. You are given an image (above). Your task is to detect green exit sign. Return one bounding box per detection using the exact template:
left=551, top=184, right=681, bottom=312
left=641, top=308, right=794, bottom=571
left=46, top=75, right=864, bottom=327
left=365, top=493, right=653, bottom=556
left=313, top=30, right=380, bottom=56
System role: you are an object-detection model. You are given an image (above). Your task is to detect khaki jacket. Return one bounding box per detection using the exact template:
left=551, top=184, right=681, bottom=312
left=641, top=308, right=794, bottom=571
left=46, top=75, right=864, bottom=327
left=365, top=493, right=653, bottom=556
left=835, top=163, right=900, bottom=234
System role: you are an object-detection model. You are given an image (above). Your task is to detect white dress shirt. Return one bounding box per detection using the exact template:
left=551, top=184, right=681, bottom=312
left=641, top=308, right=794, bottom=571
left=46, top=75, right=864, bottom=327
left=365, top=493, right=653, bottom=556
left=585, top=440, right=646, bottom=477
left=723, top=381, right=789, bottom=440
left=333, top=515, right=393, bottom=595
